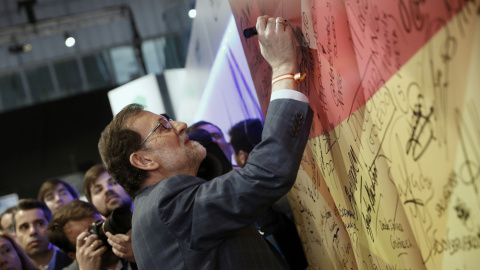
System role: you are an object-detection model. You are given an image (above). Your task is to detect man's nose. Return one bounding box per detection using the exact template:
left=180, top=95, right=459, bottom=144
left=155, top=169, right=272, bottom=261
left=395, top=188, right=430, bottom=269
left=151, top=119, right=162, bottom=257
left=29, top=225, right=38, bottom=235
left=171, top=121, right=187, bottom=135
left=105, top=188, right=116, bottom=197
left=55, top=194, right=63, bottom=203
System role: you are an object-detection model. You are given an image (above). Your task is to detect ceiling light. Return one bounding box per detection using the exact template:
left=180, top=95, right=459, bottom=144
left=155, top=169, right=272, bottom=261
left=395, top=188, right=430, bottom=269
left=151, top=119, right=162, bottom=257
left=64, top=33, right=75, bottom=47
left=188, top=9, right=196, bottom=19
left=23, top=44, right=32, bottom=52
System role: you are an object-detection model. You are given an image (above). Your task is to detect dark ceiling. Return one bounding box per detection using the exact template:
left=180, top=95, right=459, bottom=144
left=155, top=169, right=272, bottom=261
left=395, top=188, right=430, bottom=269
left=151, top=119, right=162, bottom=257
left=0, top=0, right=195, bottom=199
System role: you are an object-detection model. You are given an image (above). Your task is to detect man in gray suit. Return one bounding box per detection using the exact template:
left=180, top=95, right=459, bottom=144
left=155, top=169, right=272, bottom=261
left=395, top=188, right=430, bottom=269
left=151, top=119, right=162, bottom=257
left=98, top=15, right=312, bottom=270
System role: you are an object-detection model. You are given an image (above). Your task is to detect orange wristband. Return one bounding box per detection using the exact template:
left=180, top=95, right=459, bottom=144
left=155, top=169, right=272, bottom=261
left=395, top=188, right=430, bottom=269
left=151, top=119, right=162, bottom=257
left=272, top=72, right=307, bottom=85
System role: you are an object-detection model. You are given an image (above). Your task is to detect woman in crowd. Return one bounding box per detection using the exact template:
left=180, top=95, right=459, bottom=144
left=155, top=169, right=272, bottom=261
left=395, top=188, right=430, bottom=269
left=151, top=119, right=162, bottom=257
left=0, top=231, right=38, bottom=270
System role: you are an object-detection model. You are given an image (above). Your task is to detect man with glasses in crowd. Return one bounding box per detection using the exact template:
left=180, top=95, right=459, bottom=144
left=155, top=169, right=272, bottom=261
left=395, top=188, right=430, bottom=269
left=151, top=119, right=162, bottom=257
left=98, top=15, right=312, bottom=269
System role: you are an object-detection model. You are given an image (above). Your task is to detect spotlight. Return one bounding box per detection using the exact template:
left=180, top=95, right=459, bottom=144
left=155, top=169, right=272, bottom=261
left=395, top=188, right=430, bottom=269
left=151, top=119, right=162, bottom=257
left=64, top=33, right=75, bottom=47
left=23, top=44, right=32, bottom=52
left=188, top=9, right=196, bottom=19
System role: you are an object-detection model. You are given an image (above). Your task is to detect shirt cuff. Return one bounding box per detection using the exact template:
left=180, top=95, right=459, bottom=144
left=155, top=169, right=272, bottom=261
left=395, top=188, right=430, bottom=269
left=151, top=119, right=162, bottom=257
left=270, top=89, right=309, bottom=103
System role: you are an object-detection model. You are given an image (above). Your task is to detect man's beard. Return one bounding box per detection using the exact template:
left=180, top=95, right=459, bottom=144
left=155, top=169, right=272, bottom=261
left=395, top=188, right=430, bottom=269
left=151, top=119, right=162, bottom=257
left=161, top=140, right=206, bottom=174
left=186, top=140, right=207, bottom=168
left=104, top=198, right=131, bottom=217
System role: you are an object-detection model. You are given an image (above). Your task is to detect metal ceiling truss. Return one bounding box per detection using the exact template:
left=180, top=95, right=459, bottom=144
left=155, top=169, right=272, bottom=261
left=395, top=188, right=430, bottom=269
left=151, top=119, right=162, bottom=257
left=0, top=5, right=129, bottom=46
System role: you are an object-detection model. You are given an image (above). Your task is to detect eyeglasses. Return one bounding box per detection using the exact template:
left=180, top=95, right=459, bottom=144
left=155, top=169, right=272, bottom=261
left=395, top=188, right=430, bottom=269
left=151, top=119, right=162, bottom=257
left=140, top=114, right=173, bottom=146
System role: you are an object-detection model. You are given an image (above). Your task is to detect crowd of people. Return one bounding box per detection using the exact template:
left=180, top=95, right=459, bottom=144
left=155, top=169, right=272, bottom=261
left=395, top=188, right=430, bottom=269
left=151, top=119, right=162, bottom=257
left=1, top=15, right=311, bottom=270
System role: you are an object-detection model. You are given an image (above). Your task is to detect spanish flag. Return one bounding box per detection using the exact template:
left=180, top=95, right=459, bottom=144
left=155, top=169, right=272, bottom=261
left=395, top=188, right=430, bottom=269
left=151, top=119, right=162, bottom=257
left=229, top=0, right=480, bottom=269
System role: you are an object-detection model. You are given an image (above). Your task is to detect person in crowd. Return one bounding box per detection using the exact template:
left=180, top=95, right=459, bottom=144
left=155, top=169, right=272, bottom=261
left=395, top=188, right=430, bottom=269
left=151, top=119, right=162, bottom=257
left=0, top=206, right=18, bottom=242
left=0, top=231, right=39, bottom=270
left=47, top=200, right=136, bottom=270
left=38, top=178, right=79, bottom=214
left=228, top=118, right=264, bottom=168
left=186, top=121, right=234, bottom=163
left=12, top=199, right=73, bottom=269
left=230, top=118, right=309, bottom=270
left=83, top=164, right=133, bottom=218
left=187, top=127, right=233, bottom=180
left=97, top=15, right=312, bottom=269
left=83, top=164, right=135, bottom=263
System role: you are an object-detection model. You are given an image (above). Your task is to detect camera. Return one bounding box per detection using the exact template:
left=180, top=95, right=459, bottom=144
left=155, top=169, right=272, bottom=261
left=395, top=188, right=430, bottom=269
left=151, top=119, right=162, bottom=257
left=88, top=206, right=132, bottom=247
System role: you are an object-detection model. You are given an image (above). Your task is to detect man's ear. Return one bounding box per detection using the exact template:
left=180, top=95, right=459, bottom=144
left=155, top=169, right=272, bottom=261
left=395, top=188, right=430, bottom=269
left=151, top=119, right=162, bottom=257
left=130, top=152, right=159, bottom=171
left=67, top=251, right=76, bottom=260
left=238, top=150, right=249, bottom=168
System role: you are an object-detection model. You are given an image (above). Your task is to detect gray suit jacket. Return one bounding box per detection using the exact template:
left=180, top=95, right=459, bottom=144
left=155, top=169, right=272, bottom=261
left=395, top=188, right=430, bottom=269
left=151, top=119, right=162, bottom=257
left=132, top=98, right=312, bottom=270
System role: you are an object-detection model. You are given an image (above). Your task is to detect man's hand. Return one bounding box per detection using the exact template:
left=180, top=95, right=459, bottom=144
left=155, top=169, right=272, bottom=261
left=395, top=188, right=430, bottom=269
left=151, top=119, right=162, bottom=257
left=106, top=230, right=136, bottom=262
left=76, top=232, right=107, bottom=270
left=256, top=15, right=298, bottom=76
left=256, top=15, right=299, bottom=92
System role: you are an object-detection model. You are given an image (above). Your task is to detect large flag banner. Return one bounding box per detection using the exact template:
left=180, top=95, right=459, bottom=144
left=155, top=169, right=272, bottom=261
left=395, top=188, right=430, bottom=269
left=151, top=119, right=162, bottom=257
left=228, top=0, right=480, bottom=269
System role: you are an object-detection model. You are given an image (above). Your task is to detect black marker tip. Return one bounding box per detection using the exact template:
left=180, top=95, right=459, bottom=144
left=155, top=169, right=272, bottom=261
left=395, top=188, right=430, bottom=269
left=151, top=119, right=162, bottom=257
left=243, top=27, right=258, bottom=38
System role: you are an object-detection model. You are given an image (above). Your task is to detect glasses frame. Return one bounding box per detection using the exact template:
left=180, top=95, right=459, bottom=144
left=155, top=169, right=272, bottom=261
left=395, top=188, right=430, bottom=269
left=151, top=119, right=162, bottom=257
left=139, top=114, right=173, bottom=146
